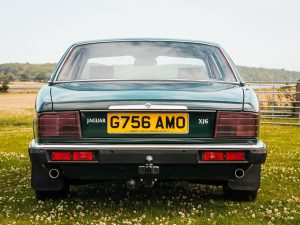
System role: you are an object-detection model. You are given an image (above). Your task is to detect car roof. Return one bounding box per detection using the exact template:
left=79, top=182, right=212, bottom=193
left=72, top=38, right=221, bottom=48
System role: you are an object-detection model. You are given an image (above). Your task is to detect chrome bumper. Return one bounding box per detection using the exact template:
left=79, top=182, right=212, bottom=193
left=29, top=139, right=266, bottom=165
left=29, top=139, right=266, bottom=151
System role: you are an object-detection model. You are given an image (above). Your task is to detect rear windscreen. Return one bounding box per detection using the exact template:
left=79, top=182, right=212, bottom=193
left=57, top=41, right=237, bottom=82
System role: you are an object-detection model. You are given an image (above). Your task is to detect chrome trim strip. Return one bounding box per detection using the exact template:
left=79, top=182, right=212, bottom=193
left=108, top=104, right=188, bottom=110
left=46, top=160, right=249, bottom=164
left=53, top=45, right=76, bottom=82
left=219, top=46, right=243, bottom=84
left=73, top=38, right=222, bottom=49
left=30, top=140, right=266, bottom=151
left=81, top=109, right=216, bottom=112
left=52, top=79, right=240, bottom=85
left=56, top=102, right=241, bottom=111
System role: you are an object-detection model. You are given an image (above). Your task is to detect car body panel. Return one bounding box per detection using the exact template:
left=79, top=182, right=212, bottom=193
left=35, top=85, right=52, bottom=112
left=30, top=139, right=267, bottom=165
left=243, top=86, right=260, bottom=112
left=36, top=81, right=255, bottom=142
left=29, top=39, right=266, bottom=199
left=49, top=82, right=244, bottom=111
left=81, top=111, right=215, bottom=138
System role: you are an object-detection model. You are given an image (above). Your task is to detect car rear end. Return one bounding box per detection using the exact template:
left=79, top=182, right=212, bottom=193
left=29, top=39, right=266, bottom=201
left=30, top=104, right=266, bottom=200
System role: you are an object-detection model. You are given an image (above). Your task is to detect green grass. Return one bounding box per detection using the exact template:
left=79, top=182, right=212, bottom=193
left=0, top=115, right=299, bottom=225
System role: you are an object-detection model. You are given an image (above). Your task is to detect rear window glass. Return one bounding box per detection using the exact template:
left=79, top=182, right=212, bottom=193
left=57, top=41, right=237, bottom=82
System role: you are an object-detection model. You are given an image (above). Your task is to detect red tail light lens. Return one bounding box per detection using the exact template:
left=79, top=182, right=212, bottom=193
left=73, top=152, right=93, bottom=161
left=215, top=112, right=258, bottom=138
left=203, top=151, right=224, bottom=161
left=38, top=111, right=81, bottom=138
left=225, top=152, right=245, bottom=161
left=51, top=152, right=71, bottom=161
left=50, top=151, right=94, bottom=161
left=202, top=151, right=246, bottom=161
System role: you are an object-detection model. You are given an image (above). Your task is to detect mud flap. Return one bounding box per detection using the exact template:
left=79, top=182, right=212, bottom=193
left=227, top=164, right=261, bottom=191
left=31, top=163, right=64, bottom=191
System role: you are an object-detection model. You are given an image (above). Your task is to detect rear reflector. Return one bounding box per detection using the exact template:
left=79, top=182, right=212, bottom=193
left=73, top=152, right=93, bottom=161
left=225, top=152, right=245, bottom=161
left=215, top=111, right=258, bottom=138
left=50, top=151, right=94, bottom=161
left=203, top=151, right=224, bottom=161
left=202, top=151, right=246, bottom=161
left=38, top=111, right=81, bottom=138
left=51, top=152, right=71, bottom=161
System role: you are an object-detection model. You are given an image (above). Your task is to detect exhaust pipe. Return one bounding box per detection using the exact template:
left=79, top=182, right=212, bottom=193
left=49, top=168, right=60, bottom=179
left=234, top=168, right=245, bottom=179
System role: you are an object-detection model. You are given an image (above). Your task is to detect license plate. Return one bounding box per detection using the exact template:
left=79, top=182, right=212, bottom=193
left=107, top=113, right=189, bottom=134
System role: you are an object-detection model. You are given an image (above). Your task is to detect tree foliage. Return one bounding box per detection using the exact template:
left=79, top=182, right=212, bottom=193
left=237, top=66, right=300, bottom=82
left=0, top=63, right=299, bottom=82
left=0, top=81, right=9, bottom=92
left=0, top=63, right=56, bottom=82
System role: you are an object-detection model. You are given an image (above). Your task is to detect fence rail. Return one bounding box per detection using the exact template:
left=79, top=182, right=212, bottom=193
left=248, top=81, right=300, bottom=126
left=8, top=81, right=300, bottom=126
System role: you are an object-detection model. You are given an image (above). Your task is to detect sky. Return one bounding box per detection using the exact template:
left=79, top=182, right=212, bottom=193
left=0, top=0, right=299, bottom=71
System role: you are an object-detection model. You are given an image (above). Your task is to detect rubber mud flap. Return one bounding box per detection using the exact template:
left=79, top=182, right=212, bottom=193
left=31, top=163, right=64, bottom=191
left=228, top=164, right=261, bottom=191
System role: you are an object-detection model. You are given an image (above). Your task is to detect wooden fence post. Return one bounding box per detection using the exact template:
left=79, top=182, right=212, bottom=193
left=296, top=80, right=300, bottom=121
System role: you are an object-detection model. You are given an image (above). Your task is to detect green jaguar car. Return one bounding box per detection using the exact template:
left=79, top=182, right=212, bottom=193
left=29, top=39, right=266, bottom=201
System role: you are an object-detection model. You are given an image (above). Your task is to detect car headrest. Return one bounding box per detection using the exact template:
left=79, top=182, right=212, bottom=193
left=134, top=58, right=157, bottom=66
left=177, top=67, right=207, bottom=80
left=89, top=66, right=114, bottom=79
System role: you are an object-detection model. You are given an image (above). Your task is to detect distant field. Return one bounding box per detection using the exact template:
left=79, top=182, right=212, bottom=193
left=0, top=92, right=37, bottom=110
left=0, top=92, right=36, bottom=127
left=7, top=82, right=45, bottom=91
left=0, top=92, right=299, bottom=225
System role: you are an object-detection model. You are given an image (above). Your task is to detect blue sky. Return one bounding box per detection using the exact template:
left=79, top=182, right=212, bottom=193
left=0, top=0, right=299, bottom=71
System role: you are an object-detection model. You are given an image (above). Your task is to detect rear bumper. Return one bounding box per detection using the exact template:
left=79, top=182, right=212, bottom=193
left=29, top=140, right=266, bottom=191
left=29, top=140, right=266, bottom=165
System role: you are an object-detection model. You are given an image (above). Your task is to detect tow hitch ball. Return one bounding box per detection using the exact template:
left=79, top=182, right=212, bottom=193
left=138, top=155, right=160, bottom=187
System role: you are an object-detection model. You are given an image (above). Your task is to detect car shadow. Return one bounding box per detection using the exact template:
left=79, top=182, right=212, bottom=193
left=69, top=181, right=225, bottom=203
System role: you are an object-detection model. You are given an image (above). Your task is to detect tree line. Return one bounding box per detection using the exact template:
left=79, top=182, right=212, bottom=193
left=0, top=63, right=56, bottom=83
left=238, top=66, right=300, bottom=82
left=0, top=63, right=299, bottom=84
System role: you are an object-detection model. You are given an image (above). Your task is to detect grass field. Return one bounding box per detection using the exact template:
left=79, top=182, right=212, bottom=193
left=0, top=92, right=299, bottom=225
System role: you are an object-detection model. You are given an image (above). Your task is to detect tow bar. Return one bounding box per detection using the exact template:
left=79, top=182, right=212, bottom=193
left=138, top=155, right=160, bottom=187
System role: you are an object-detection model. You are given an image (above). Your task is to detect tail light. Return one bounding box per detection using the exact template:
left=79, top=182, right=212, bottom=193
left=38, top=111, right=81, bottom=138
left=215, top=111, right=258, bottom=138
